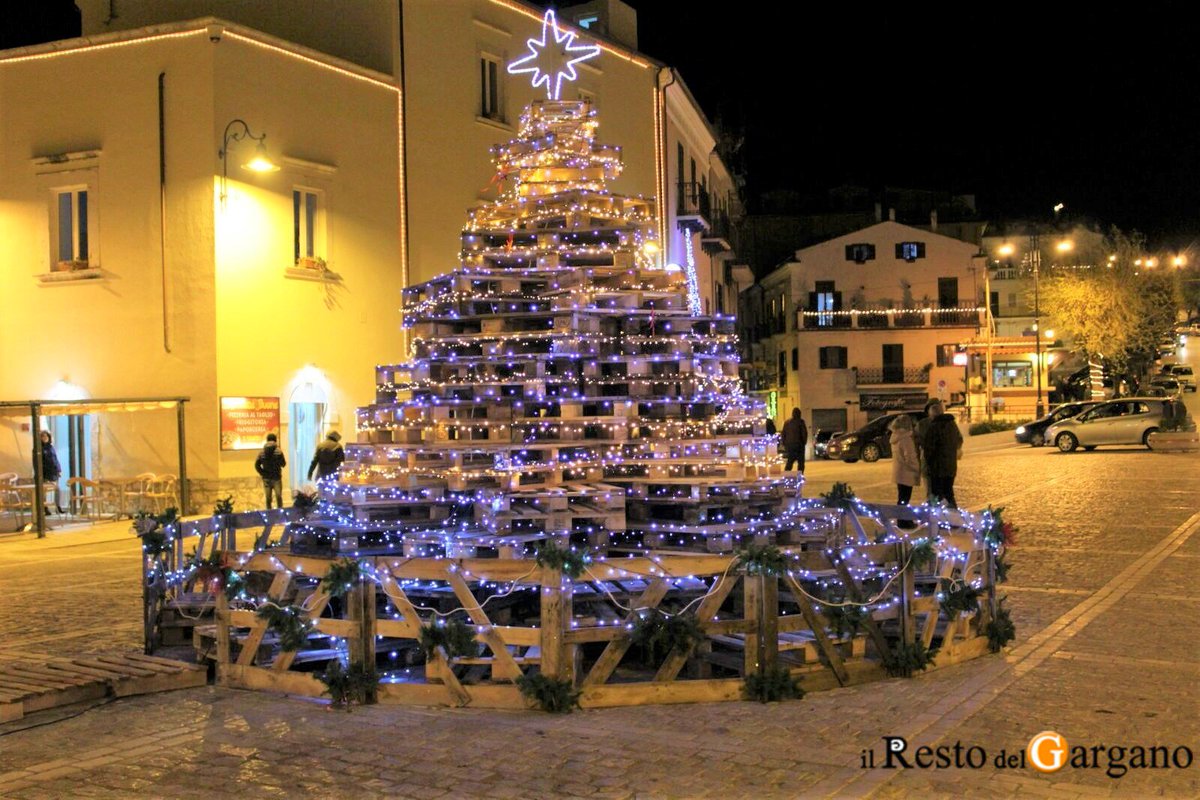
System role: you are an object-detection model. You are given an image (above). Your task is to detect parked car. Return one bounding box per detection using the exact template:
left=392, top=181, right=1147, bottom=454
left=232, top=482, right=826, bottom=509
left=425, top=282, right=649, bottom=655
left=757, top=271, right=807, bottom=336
left=1044, top=398, right=1175, bottom=452
left=812, top=429, right=841, bottom=459
left=1014, top=401, right=1098, bottom=447
left=825, top=411, right=927, bottom=463
left=1147, top=376, right=1184, bottom=397
left=1165, top=364, right=1195, bottom=392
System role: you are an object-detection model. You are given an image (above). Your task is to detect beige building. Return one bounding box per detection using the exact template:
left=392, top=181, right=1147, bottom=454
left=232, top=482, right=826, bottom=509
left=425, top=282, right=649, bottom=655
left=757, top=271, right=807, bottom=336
left=0, top=1, right=746, bottom=513
left=746, top=221, right=986, bottom=435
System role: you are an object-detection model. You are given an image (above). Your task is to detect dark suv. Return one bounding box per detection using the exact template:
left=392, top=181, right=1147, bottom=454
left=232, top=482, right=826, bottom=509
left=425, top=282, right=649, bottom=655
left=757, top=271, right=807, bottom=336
left=825, top=411, right=927, bottom=463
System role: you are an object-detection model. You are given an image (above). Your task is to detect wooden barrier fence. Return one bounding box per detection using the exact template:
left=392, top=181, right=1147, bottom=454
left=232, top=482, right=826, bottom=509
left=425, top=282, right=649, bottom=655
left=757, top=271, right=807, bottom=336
left=158, top=502, right=1005, bottom=709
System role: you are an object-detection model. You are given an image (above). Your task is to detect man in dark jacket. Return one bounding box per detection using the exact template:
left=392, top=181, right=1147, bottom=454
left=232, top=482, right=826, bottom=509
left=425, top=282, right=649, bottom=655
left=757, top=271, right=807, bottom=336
left=921, top=401, right=962, bottom=507
left=254, top=433, right=287, bottom=509
left=781, top=408, right=808, bottom=473
left=307, top=431, right=345, bottom=481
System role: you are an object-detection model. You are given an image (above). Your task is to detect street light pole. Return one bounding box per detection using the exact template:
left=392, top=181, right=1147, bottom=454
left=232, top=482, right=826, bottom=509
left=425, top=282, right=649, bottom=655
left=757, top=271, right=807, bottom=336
left=1032, top=233, right=1044, bottom=418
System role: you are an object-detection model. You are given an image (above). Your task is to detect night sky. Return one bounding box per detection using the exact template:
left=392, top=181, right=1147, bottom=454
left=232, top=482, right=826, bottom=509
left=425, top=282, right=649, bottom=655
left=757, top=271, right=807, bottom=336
left=5, top=2, right=1198, bottom=247
left=625, top=1, right=1200, bottom=248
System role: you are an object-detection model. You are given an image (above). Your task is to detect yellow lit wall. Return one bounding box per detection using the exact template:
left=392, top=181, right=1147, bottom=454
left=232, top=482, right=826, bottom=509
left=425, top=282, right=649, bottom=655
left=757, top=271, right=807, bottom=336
left=0, top=28, right=401, bottom=506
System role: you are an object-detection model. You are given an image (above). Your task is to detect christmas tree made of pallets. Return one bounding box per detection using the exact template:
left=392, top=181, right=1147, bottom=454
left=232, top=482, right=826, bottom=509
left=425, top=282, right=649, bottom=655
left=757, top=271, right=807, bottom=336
left=319, top=100, right=802, bottom=557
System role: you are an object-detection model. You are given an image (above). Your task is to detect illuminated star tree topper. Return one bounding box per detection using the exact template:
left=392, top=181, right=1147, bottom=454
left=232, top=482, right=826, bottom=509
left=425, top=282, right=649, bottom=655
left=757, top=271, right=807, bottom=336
left=507, top=9, right=601, bottom=100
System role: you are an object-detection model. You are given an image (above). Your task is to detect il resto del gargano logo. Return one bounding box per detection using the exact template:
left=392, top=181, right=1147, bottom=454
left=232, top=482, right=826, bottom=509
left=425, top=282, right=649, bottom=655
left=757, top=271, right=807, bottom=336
left=858, top=732, right=1194, bottom=779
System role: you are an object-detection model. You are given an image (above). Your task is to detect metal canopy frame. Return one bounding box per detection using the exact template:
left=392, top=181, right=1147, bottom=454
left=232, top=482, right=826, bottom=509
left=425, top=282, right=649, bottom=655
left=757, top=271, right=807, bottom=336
left=0, top=397, right=189, bottom=538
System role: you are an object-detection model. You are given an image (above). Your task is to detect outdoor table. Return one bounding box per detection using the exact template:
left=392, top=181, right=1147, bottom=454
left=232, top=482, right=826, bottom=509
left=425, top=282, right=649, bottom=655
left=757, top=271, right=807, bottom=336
left=98, top=477, right=144, bottom=519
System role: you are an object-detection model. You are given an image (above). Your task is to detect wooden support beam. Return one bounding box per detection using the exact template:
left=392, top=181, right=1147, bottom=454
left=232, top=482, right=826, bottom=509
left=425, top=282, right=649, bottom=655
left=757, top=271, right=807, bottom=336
left=783, top=574, right=850, bottom=686
left=830, top=556, right=893, bottom=662
left=652, top=574, right=737, bottom=683
left=581, top=577, right=670, bottom=688
left=445, top=571, right=524, bottom=681
left=236, top=572, right=291, bottom=666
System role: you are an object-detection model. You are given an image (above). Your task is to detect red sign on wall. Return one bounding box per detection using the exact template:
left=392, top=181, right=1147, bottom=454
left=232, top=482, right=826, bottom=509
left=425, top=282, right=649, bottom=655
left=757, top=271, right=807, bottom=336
left=220, top=396, right=280, bottom=451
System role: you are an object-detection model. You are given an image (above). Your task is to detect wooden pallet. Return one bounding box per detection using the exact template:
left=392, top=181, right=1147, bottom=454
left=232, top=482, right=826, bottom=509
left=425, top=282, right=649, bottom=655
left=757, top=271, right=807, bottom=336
left=0, top=654, right=207, bottom=723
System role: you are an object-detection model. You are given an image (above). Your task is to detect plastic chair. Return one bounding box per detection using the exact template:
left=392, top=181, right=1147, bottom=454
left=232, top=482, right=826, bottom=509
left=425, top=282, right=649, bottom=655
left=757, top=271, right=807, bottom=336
left=67, top=477, right=105, bottom=521
left=147, top=474, right=178, bottom=514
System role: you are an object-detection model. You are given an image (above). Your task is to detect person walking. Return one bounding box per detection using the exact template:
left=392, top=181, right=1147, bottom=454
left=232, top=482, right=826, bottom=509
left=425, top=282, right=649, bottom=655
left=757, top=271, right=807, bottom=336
left=781, top=408, right=808, bottom=473
left=33, top=431, right=65, bottom=514
left=254, top=433, right=287, bottom=509
left=889, top=414, right=920, bottom=528
left=921, top=400, right=963, bottom=507
left=307, top=431, right=345, bottom=481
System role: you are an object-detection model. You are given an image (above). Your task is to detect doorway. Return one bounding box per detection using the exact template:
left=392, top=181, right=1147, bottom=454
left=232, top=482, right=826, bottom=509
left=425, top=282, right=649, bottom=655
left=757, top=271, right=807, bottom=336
left=44, top=413, right=92, bottom=513
left=288, top=383, right=327, bottom=491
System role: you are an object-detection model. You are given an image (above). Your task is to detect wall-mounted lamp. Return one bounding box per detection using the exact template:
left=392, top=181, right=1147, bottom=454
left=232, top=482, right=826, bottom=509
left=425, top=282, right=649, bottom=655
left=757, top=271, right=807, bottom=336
left=218, top=118, right=279, bottom=205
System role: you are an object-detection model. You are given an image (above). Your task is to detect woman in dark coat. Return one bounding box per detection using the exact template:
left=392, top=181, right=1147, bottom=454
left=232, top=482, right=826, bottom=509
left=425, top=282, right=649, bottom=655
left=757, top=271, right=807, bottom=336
left=34, top=431, right=65, bottom=514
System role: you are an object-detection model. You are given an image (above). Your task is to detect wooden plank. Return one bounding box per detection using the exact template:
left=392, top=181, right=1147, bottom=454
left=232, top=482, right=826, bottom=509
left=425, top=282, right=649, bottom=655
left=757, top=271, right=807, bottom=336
left=426, top=650, right=471, bottom=706
left=68, top=659, right=134, bottom=679
left=7, top=663, right=95, bottom=687
left=41, top=662, right=121, bottom=682
left=830, top=556, right=893, bottom=662
left=743, top=575, right=761, bottom=677
left=580, top=678, right=744, bottom=708
left=0, top=700, right=24, bottom=723
left=123, top=653, right=198, bottom=670
left=272, top=589, right=330, bottom=673
left=237, top=572, right=292, bottom=667
left=783, top=574, right=850, bottom=686
left=109, top=664, right=207, bottom=698
left=3, top=666, right=81, bottom=689
left=91, top=657, right=158, bottom=678
left=377, top=574, right=425, bottom=638
left=653, top=573, right=738, bottom=682
left=581, top=577, right=670, bottom=688
left=0, top=678, right=47, bottom=694
left=222, top=663, right=325, bottom=698
left=98, top=654, right=181, bottom=674
left=444, top=572, right=524, bottom=681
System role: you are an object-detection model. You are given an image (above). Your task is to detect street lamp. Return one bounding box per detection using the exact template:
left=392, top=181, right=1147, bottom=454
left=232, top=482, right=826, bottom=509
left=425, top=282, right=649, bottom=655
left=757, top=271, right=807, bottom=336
left=218, top=118, right=280, bottom=205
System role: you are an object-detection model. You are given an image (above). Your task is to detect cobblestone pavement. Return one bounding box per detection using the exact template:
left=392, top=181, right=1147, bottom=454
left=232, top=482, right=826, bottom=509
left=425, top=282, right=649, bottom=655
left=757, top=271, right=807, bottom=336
left=1, top=439, right=1198, bottom=799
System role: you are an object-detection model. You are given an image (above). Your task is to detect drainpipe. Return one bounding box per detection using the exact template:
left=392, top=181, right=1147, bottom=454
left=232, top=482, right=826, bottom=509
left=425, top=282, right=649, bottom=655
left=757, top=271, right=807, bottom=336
left=159, top=73, right=172, bottom=353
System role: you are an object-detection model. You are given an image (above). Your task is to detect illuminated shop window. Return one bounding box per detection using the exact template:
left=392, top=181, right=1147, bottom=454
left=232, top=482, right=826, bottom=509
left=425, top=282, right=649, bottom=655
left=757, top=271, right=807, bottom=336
left=992, top=360, right=1032, bottom=388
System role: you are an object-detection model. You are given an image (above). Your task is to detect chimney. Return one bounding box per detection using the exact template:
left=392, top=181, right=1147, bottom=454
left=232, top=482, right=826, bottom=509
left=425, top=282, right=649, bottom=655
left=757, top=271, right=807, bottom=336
left=888, top=208, right=896, bottom=222
left=930, top=210, right=938, bottom=231
left=874, top=202, right=882, bottom=222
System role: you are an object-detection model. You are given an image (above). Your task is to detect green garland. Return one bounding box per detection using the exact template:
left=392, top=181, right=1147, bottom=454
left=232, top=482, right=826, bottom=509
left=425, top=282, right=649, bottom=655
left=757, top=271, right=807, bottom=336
left=982, top=505, right=1017, bottom=549
left=743, top=665, right=804, bottom=703
left=907, top=539, right=937, bottom=572
left=820, top=482, right=857, bottom=508
left=821, top=603, right=866, bottom=640
left=321, top=558, right=367, bottom=599
left=994, top=551, right=1011, bottom=583
left=516, top=673, right=581, bottom=713
left=985, top=598, right=1016, bottom=653
left=629, top=609, right=706, bottom=664
left=734, top=543, right=788, bottom=576
left=134, top=507, right=180, bottom=557
left=417, top=619, right=478, bottom=659
left=939, top=578, right=981, bottom=618
left=213, top=496, right=234, bottom=516
left=534, top=541, right=589, bottom=579
left=255, top=604, right=314, bottom=652
left=319, top=660, right=378, bottom=710
left=882, top=639, right=938, bottom=678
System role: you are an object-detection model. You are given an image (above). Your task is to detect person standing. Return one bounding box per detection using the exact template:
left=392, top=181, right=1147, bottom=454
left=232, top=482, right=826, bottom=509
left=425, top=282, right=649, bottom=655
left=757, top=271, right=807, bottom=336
left=254, top=433, right=287, bottom=509
left=914, top=399, right=938, bottom=500
left=33, top=431, right=64, bottom=514
left=921, top=400, right=963, bottom=507
left=307, top=431, right=345, bottom=481
left=889, top=414, right=920, bottom=507
left=781, top=408, right=808, bottom=473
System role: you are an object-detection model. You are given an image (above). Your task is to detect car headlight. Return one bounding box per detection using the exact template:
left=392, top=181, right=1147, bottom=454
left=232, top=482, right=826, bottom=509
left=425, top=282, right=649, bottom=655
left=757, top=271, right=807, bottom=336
left=1015, top=426, right=1026, bottom=435
left=843, top=436, right=858, bottom=444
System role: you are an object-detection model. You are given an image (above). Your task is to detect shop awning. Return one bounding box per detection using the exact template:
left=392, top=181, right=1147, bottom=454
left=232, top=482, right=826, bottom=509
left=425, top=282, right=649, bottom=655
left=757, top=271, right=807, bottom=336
left=0, top=398, right=186, bottom=417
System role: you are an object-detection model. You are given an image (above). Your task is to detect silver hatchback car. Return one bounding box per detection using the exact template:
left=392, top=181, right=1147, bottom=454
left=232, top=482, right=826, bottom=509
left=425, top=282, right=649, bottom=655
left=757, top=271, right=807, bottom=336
left=1045, top=398, right=1172, bottom=452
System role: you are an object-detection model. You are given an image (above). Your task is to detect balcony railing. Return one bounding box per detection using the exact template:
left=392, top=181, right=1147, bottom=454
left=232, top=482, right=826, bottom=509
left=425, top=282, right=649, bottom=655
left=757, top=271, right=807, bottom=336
left=854, top=366, right=931, bottom=386
left=676, top=181, right=711, bottom=231
left=799, top=307, right=984, bottom=330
